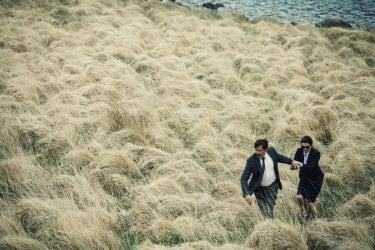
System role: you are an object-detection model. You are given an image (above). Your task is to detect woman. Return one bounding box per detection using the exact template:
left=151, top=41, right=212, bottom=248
left=292, top=136, right=324, bottom=220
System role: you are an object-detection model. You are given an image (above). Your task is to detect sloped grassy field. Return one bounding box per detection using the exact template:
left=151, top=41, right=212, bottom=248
left=0, top=0, right=374, bottom=249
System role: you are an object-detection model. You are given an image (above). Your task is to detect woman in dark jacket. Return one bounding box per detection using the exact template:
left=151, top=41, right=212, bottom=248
left=292, top=136, right=324, bottom=220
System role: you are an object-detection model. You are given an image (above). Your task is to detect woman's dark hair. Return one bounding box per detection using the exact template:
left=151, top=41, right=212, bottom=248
left=301, top=135, right=313, bottom=145
left=254, top=139, right=268, bottom=149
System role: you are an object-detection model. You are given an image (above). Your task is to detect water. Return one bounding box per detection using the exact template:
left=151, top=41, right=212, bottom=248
left=174, top=0, right=375, bottom=29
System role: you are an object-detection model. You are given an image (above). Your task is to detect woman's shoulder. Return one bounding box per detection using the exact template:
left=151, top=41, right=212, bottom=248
left=295, top=147, right=303, bottom=155
left=311, top=147, right=320, bottom=155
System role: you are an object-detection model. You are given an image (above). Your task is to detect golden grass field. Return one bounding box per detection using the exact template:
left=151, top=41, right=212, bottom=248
left=0, top=0, right=374, bottom=249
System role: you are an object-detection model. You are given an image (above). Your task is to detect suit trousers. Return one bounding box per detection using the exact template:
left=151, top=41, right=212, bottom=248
left=254, top=181, right=278, bottom=218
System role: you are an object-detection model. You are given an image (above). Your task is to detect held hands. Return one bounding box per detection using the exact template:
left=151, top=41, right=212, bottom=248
left=291, top=160, right=302, bottom=170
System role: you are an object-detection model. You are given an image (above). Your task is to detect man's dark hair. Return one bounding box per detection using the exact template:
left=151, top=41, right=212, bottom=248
left=254, top=139, right=268, bottom=149
left=301, top=135, right=313, bottom=145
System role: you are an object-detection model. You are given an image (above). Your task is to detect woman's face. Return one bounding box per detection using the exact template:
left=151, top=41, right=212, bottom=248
left=301, top=143, right=311, bottom=154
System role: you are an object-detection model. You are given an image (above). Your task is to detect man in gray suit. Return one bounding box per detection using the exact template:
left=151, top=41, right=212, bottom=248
left=240, top=139, right=301, bottom=218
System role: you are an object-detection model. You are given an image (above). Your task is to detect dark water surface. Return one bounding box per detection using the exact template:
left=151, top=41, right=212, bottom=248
left=175, top=0, right=375, bottom=29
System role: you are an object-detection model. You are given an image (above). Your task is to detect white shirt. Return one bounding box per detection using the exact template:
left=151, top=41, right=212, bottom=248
left=260, top=153, right=276, bottom=187
left=303, top=151, right=310, bottom=165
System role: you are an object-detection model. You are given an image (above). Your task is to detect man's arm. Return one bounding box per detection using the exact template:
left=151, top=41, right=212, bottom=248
left=269, top=147, right=300, bottom=168
left=240, top=163, right=254, bottom=206
left=240, top=160, right=252, bottom=197
left=277, top=152, right=293, bottom=165
left=291, top=149, right=303, bottom=170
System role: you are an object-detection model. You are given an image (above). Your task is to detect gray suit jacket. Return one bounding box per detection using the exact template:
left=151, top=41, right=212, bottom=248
left=240, top=147, right=292, bottom=197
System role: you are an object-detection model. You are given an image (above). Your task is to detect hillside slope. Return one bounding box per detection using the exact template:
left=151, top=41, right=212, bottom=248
left=0, top=0, right=374, bottom=249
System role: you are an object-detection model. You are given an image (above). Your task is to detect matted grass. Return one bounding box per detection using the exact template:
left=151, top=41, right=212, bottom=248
left=0, top=0, right=374, bottom=248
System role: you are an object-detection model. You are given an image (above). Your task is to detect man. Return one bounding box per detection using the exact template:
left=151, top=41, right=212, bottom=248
left=292, top=135, right=324, bottom=220
left=240, top=139, right=301, bottom=218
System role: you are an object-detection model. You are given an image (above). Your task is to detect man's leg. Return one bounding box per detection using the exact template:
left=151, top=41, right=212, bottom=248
left=255, top=182, right=278, bottom=218
left=266, top=182, right=278, bottom=218
left=255, top=192, right=270, bottom=218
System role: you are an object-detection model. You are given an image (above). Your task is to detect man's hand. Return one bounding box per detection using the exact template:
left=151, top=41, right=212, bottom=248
left=291, top=160, right=302, bottom=170
left=290, top=163, right=298, bottom=170
left=244, top=195, right=252, bottom=206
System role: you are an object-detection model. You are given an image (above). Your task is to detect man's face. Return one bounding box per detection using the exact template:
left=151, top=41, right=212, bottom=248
left=255, top=145, right=266, bottom=158
left=301, top=143, right=311, bottom=154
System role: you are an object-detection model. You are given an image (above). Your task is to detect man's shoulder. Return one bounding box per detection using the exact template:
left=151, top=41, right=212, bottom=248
left=247, top=153, right=257, bottom=161
left=267, top=147, right=276, bottom=154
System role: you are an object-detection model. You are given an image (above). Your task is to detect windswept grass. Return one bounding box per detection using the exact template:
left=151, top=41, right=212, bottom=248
left=0, top=0, right=374, bottom=249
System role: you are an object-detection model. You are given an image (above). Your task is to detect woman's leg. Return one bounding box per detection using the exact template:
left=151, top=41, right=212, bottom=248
left=294, top=194, right=304, bottom=208
left=294, top=194, right=307, bottom=217
left=307, top=201, right=317, bottom=219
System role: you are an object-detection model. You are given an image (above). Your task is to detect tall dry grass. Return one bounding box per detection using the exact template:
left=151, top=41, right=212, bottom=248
left=0, top=0, right=374, bottom=249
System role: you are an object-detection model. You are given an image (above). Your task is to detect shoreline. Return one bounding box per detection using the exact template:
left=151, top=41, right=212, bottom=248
left=170, top=0, right=375, bottom=30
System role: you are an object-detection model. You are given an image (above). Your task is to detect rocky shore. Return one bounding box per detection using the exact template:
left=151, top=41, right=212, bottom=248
left=175, top=0, right=375, bottom=29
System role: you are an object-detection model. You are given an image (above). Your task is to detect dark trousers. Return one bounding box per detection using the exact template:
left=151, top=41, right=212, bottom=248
left=254, top=181, right=278, bottom=218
